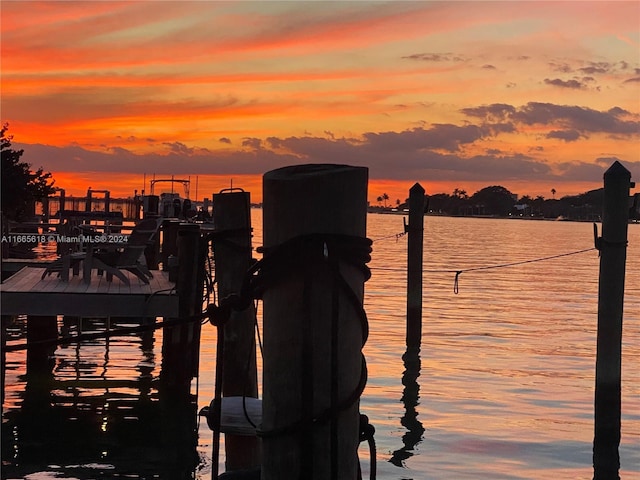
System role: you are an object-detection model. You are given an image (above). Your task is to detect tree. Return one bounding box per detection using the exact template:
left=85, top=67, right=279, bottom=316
left=382, top=193, right=389, bottom=208
left=452, top=188, right=468, bottom=199
left=1, top=123, right=55, bottom=221
left=551, top=188, right=556, bottom=199
left=470, top=185, right=515, bottom=216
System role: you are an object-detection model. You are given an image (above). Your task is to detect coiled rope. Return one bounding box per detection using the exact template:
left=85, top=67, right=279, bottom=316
left=207, top=233, right=376, bottom=480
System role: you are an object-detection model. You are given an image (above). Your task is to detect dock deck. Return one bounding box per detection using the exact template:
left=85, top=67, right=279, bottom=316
left=0, top=267, right=178, bottom=317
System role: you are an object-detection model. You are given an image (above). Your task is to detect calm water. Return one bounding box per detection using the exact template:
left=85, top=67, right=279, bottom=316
left=2, top=212, right=638, bottom=479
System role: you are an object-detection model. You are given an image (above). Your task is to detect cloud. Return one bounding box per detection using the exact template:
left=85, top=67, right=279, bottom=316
left=516, top=103, right=640, bottom=135
left=219, top=137, right=232, bottom=144
left=402, top=52, right=467, bottom=62
left=242, top=137, right=262, bottom=149
left=462, top=102, right=640, bottom=136
left=460, top=103, right=517, bottom=122
left=545, top=129, right=583, bottom=142
left=548, top=62, right=573, bottom=73
left=544, top=78, right=586, bottom=89
left=579, top=65, right=608, bottom=75
left=361, top=124, right=487, bottom=152
left=163, top=141, right=195, bottom=155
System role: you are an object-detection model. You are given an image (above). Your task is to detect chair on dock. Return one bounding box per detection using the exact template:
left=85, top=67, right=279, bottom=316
left=42, top=217, right=163, bottom=285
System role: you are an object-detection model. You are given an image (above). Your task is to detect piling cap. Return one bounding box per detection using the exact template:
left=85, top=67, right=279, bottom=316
left=604, top=160, right=631, bottom=179
left=264, top=163, right=367, bottom=180
left=410, top=182, right=425, bottom=194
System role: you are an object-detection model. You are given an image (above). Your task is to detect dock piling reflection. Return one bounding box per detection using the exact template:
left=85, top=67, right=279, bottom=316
left=389, top=346, right=425, bottom=467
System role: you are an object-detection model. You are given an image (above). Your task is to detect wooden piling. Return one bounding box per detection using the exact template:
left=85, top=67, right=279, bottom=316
left=261, top=164, right=368, bottom=480
left=161, top=219, right=181, bottom=269
left=26, top=315, right=58, bottom=377
left=161, top=223, right=203, bottom=396
left=212, top=190, right=260, bottom=471
left=143, top=214, right=162, bottom=271
left=593, top=161, right=632, bottom=480
left=406, top=183, right=425, bottom=350
left=59, top=190, right=66, bottom=214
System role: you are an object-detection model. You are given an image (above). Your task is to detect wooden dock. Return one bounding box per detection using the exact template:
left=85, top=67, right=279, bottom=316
left=0, top=266, right=178, bottom=317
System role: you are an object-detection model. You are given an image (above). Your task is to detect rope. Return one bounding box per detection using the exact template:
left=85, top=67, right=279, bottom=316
left=370, top=247, right=597, bottom=293
left=206, top=233, right=376, bottom=478
left=371, top=231, right=406, bottom=243
left=359, top=414, right=377, bottom=480
left=449, top=247, right=596, bottom=294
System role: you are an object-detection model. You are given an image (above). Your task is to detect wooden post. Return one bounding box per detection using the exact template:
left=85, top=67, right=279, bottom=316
left=42, top=196, right=50, bottom=223
left=144, top=195, right=159, bottom=218
left=161, top=219, right=181, bottom=270
left=262, top=164, right=368, bottom=480
left=59, top=189, right=66, bottom=215
left=593, top=161, right=632, bottom=480
left=212, top=190, right=260, bottom=471
left=85, top=189, right=92, bottom=212
left=161, top=223, right=203, bottom=396
left=143, top=214, right=162, bottom=271
left=406, top=183, right=425, bottom=350
left=26, top=315, right=58, bottom=377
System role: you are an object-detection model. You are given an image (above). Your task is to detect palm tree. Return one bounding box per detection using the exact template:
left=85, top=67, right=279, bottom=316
left=551, top=188, right=556, bottom=199
left=382, top=193, right=389, bottom=208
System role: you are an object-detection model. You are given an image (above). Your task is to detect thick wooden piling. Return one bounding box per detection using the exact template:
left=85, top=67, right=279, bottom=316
left=406, top=183, right=425, bottom=350
left=593, top=161, right=632, bottom=480
left=212, top=190, right=260, bottom=471
left=262, top=164, right=368, bottom=480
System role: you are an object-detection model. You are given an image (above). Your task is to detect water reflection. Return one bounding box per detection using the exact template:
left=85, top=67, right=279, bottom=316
left=389, top=346, right=425, bottom=467
left=1, top=317, right=199, bottom=479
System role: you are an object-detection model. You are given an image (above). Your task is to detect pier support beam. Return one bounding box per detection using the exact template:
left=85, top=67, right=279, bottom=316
left=593, top=161, right=632, bottom=480
left=26, top=315, right=57, bottom=378
left=261, top=164, right=368, bottom=480
left=212, top=190, right=260, bottom=471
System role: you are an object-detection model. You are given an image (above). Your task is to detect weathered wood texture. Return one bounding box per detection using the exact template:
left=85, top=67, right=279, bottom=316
left=262, top=164, right=368, bottom=480
left=212, top=191, right=260, bottom=471
left=593, top=161, right=632, bottom=480
left=0, top=267, right=177, bottom=317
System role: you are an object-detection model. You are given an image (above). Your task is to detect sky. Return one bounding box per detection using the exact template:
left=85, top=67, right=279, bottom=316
left=1, top=0, right=639, bottom=204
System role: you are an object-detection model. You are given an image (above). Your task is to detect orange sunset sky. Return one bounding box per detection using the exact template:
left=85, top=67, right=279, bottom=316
left=1, top=1, right=639, bottom=204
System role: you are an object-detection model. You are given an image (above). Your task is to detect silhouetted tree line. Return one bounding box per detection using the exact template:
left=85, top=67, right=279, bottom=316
left=388, top=185, right=639, bottom=221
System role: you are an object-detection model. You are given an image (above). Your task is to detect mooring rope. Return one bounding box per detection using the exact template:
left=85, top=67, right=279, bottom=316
left=371, top=231, right=406, bottom=243
left=206, top=233, right=377, bottom=480
left=370, top=247, right=597, bottom=293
